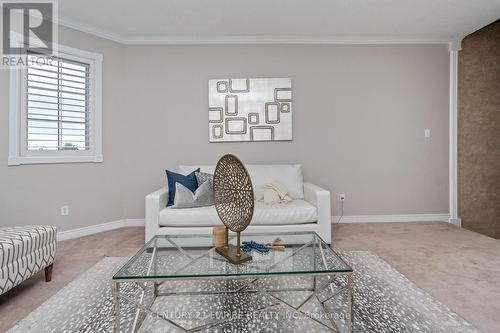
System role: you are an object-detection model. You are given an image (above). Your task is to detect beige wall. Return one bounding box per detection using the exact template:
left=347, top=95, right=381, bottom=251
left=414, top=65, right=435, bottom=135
left=458, top=20, right=500, bottom=239
left=0, top=26, right=451, bottom=231
left=0, top=26, right=127, bottom=230
left=121, top=44, right=450, bottom=219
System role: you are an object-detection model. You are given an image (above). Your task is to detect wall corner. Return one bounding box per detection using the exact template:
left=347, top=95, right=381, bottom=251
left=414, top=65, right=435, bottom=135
left=449, top=38, right=463, bottom=52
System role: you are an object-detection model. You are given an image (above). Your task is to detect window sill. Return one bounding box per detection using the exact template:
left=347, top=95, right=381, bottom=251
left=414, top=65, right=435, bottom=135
left=8, top=155, right=103, bottom=166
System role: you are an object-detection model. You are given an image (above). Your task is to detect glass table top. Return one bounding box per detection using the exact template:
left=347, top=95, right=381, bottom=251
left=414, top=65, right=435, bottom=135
left=113, top=231, right=352, bottom=280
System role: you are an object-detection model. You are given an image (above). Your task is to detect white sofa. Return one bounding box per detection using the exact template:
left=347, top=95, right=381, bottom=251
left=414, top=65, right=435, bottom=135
left=145, top=164, right=331, bottom=244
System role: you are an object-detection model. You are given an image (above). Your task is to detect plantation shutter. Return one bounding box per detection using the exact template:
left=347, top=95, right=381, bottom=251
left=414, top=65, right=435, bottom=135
left=26, top=54, right=90, bottom=151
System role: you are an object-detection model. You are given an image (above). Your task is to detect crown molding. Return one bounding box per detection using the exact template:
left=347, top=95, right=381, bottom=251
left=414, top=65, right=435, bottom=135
left=57, top=16, right=456, bottom=46
left=57, top=16, right=128, bottom=44
left=121, top=36, right=453, bottom=45
left=449, top=37, right=463, bottom=51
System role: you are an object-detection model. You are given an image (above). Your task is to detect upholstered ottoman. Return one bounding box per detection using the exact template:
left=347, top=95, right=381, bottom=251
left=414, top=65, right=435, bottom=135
left=0, top=225, right=57, bottom=295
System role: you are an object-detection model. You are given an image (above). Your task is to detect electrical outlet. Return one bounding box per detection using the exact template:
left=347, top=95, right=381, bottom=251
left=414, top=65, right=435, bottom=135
left=60, top=205, right=69, bottom=216
left=339, top=194, right=346, bottom=202
left=424, top=129, right=431, bottom=138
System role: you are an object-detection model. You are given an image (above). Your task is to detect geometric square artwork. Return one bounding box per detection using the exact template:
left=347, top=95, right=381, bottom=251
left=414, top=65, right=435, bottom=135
left=209, top=107, right=223, bottom=123
left=208, top=78, right=292, bottom=142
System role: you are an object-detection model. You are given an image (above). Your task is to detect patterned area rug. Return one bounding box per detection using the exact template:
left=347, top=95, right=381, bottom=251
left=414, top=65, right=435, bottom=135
left=7, top=252, right=479, bottom=333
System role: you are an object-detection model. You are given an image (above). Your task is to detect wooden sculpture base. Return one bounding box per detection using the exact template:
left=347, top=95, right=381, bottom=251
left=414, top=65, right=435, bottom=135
left=216, top=244, right=252, bottom=265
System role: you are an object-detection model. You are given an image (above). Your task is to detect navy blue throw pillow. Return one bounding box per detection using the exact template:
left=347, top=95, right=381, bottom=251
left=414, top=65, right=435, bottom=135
left=165, top=168, right=200, bottom=206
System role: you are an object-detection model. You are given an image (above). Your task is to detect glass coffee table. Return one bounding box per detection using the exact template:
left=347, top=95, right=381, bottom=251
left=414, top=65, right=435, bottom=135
left=112, top=231, right=353, bottom=332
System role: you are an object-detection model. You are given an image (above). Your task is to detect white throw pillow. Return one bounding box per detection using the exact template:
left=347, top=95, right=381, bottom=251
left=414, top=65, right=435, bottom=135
left=246, top=165, right=304, bottom=199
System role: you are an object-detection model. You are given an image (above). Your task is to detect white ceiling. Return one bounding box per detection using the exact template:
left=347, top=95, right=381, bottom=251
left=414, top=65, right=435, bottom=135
left=58, top=0, right=500, bottom=44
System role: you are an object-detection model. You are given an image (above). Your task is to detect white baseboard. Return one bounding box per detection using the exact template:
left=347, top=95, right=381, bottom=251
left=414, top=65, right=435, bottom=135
left=332, top=214, right=450, bottom=224
left=57, top=219, right=145, bottom=242
left=448, top=217, right=462, bottom=227
left=57, top=213, right=452, bottom=241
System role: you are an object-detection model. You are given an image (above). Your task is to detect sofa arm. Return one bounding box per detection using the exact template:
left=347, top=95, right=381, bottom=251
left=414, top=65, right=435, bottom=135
left=145, top=187, right=168, bottom=243
left=303, top=182, right=332, bottom=244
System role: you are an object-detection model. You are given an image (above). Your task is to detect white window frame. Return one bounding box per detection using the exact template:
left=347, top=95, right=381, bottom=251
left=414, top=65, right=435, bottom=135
left=8, top=43, right=103, bottom=165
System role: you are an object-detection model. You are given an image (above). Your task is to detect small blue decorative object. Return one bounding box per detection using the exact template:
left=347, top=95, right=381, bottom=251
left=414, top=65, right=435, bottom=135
left=241, top=241, right=269, bottom=254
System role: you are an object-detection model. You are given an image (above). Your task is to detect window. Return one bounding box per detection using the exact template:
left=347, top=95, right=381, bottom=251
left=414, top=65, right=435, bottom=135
left=26, top=54, right=90, bottom=151
left=9, top=44, right=102, bottom=165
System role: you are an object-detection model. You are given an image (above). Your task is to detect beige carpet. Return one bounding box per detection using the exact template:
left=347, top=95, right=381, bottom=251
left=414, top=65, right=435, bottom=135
left=0, top=222, right=499, bottom=332
left=332, top=222, right=500, bottom=333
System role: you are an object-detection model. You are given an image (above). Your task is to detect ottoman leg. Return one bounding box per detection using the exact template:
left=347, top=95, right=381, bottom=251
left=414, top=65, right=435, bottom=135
left=45, top=264, right=53, bottom=282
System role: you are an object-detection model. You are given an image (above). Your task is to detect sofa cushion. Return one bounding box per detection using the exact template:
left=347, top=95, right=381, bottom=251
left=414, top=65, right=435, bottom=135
left=172, top=181, right=214, bottom=208
left=159, top=199, right=317, bottom=227
left=165, top=168, right=199, bottom=206
left=179, top=164, right=304, bottom=199
left=195, top=171, right=213, bottom=188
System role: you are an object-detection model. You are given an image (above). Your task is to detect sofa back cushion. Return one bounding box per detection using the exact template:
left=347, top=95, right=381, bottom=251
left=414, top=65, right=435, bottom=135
left=179, top=164, right=304, bottom=199
left=166, top=168, right=199, bottom=206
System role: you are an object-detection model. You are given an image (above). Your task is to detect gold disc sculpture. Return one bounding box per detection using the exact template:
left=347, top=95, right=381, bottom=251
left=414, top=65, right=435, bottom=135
left=213, top=154, right=254, bottom=264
